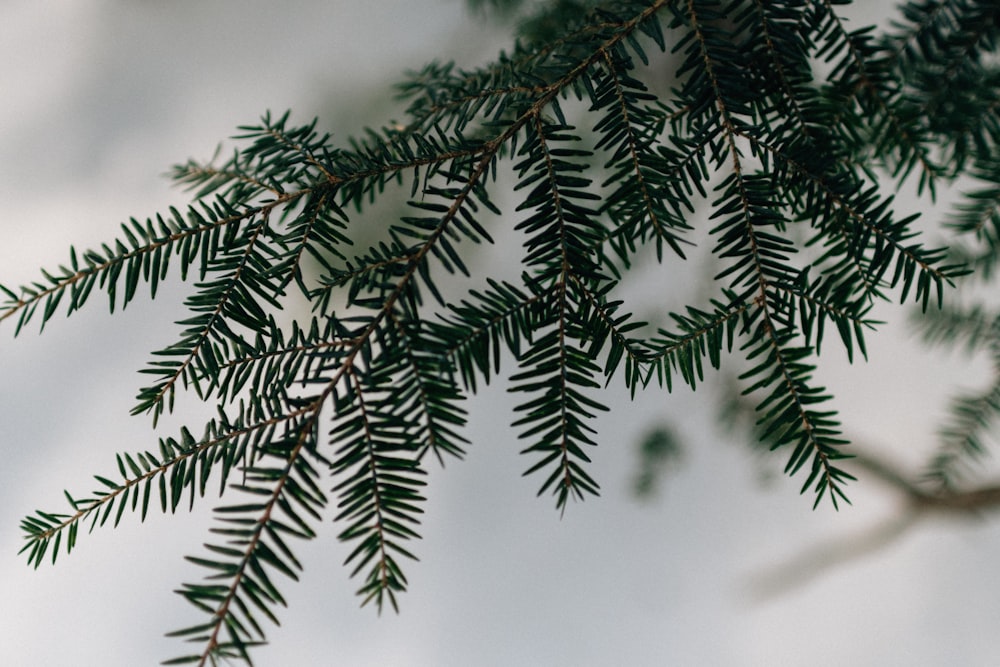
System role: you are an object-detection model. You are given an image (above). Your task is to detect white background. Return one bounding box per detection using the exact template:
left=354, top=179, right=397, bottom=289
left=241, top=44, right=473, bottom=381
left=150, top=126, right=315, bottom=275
left=1, top=2, right=998, bottom=665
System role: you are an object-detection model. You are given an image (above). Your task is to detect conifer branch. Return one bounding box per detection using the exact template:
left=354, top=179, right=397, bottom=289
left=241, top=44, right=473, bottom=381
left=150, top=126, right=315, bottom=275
left=183, top=421, right=317, bottom=667
left=7, top=1, right=998, bottom=661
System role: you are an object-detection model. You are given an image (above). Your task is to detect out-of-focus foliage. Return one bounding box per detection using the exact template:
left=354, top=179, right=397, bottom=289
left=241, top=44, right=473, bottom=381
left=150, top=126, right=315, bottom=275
left=631, top=426, right=683, bottom=498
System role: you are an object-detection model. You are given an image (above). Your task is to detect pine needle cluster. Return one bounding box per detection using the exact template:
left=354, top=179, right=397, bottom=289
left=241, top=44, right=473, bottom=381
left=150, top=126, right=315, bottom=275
left=2, top=1, right=997, bottom=663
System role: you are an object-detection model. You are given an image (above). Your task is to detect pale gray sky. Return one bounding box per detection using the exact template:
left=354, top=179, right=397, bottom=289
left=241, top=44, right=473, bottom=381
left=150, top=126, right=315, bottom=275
left=2, top=2, right=999, bottom=666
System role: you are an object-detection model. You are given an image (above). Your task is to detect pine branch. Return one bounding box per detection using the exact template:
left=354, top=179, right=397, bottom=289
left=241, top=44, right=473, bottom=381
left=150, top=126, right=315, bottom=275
left=644, top=294, right=747, bottom=391
left=0, top=195, right=304, bottom=335
left=132, top=215, right=274, bottom=425
left=168, top=414, right=326, bottom=666
left=19, top=408, right=304, bottom=568
left=8, top=1, right=997, bottom=661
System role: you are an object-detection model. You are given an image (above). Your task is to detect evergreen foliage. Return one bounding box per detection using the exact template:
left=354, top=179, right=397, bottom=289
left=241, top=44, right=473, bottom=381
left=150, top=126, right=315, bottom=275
left=3, top=1, right=998, bottom=663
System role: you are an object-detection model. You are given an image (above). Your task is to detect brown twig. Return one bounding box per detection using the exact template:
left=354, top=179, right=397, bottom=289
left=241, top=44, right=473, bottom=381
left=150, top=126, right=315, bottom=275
left=745, top=444, right=1000, bottom=600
